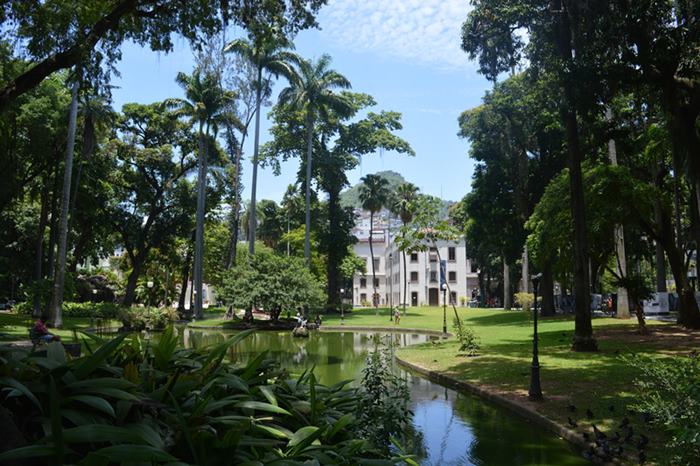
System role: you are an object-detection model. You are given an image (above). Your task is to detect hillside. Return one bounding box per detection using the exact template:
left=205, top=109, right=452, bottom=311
left=340, top=170, right=453, bottom=218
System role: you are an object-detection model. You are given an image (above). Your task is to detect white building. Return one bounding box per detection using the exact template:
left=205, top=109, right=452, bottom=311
left=351, top=211, right=479, bottom=307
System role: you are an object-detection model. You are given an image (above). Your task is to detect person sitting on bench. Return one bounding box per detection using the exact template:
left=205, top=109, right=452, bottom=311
left=31, top=318, right=61, bottom=343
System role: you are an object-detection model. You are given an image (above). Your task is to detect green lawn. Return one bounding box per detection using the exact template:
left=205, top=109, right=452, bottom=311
left=0, top=312, right=118, bottom=342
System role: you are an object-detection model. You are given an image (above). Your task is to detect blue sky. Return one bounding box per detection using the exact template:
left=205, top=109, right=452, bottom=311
left=111, top=0, right=490, bottom=203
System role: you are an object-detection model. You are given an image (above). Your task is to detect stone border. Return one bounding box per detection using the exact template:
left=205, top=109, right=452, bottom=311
left=321, top=326, right=452, bottom=337
left=395, top=356, right=594, bottom=456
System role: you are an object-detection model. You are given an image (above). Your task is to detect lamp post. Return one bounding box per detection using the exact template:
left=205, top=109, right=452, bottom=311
left=147, top=280, right=154, bottom=307
left=529, top=273, right=543, bottom=401
left=442, top=282, right=448, bottom=334
left=340, top=288, right=345, bottom=325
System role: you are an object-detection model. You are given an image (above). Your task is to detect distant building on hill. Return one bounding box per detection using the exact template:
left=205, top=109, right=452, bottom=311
left=351, top=210, right=479, bottom=308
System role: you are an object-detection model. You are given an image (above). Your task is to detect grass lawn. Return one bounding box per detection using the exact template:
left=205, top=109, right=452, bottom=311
left=0, top=312, right=119, bottom=342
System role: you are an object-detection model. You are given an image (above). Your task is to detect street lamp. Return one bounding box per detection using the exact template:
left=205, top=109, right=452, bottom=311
left=529, top=272, right=543, bottom=401
left=442, top=283, right=448, bottom=334
left=340, top=288, right=345, bottom=325
left=147, top=280, right=154, bottom=307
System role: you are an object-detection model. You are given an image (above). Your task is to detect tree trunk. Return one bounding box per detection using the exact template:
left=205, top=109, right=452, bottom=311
left=193, top=127, right=208, bottom=319
left=555, top=7, right=596, bottom=351
left=540, top=261, right=555, bottom=316
left=225, top=127, right=244, bottom=269
left=32, top=182, right=50, bottom=317
left=122, top=250, right=147, bottom=307
left=304, top=108, right=314, bottom=264
left=49, top=78, right=80, bottom=328
left=521, top=245, right=529, bottom=293
left=248, top=68, right=263, bottom=255
left=178, top=241, right=193, bottom=315
left=402, top=249, right=408, bottom=315
left=325, top=187, right=343, bottom=312
left=369, top=211, right=377, bottom=314
left=68, top=110, right=95, bottom=227
left=503, top=258, right=511, bottom=310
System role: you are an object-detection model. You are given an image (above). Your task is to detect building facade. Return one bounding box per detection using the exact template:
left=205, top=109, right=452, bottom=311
left=351, top=210, right=479, bottom=307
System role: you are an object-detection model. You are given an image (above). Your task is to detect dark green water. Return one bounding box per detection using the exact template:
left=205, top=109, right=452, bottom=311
left=179, top=328, right=588, bottom=466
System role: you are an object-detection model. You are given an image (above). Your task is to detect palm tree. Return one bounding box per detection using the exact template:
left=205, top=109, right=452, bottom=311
left=224, top=34, right=298, bottom=255
left=392, top=182, right=419, bottom=315
left=48, top=76, right=80, bottom=328
left=278, top=54, right=353, bottom=263
left=359, top=174, right=390, bottom=315
left=167, top=69, right=234, bottom=318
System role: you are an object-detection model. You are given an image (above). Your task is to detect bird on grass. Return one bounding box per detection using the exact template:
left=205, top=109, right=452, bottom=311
left=638, top=450, right=647, bottom=465
left=586, top=408, right=594, bottom=419
left=567, top=417, right=578, bottom=428
left=637, top=434, right=649, bottom=449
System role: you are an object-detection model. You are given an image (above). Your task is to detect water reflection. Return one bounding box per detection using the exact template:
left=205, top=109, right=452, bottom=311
left=180, top=328, right=587, bottom=466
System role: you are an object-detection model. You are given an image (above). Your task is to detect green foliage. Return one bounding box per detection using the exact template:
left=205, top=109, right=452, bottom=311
left=626, top=354, right=700, bottom=465
left=514, top=292, right=534, bottom=313
left=16, top=301, right=121, bottom=320
left=0, top=328, right=408, bottom=465
left=118, top=307, right=179, bottom=331
left=339, top=249, right=367, bottom=280
left=357, top=346, right=412, bottom=453
left=219, top=247, right=326, bottom=317
left=452, top=317, right=480, bottom=356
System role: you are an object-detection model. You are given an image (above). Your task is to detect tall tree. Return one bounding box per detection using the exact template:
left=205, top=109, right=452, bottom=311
left=168, top=69, right=233, bottom=318
left=359, top=174, right=390, bottom=313
left=278, top=54, right=352, bottom=263
left=48, top=76, right=79, bottom=328
left=391, top=182, right=419, bottom=315
left=224, top=32, right=297, bottom=254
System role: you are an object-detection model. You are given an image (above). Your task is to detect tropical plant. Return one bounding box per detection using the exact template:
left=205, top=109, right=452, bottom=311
left=167, top=69, right=235, bottom=318
left=359, top=174, right=390, bottom=313
left=391, top=182, right=419, bottom=314
left=224, top=32, right=298, bottom=255
left=278, top=54, right=353, bottom=263
left=0, top=328, right=415, bottom=465
left=452, top=317, right=480, bottom=356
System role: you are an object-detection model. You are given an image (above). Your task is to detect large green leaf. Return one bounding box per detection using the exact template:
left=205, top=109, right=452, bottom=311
left=62, top=424, right=141, bottom=444
left=235, top=401, right=292, bottom=416
left=0, top=445, right=55, bottom=461
left=91, top=444, right=177, bottom=462
left=66, top=378, right=135, bottom=390
left=0, top=376, right=43, bottom=412
left=288, top=426, right=320, bottom=448
left=66, top=395, right=116, bottom=418
left=73, top=334, right=127, bottom=379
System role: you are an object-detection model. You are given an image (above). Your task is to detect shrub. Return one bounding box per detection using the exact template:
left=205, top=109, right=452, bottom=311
left=0, top=328, right=414, bottom=465
left=118, top=306, right=179, bottom=331
left=514, top=292, right=534, bottom=312
left=452, top=317, right=480, bottom=356
left=626, top=354, right=700, bottom=465
left=15, top=301, right=121, bottom=319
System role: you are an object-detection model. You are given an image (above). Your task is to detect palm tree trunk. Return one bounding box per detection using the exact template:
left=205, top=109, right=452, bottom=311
left=32, top=182, right=50, bottom=317
left=178, top=239, right=193, bottom=315
left=193, top=126, right=208, bottom=319
left=369, top=211, right=377, bottom=315
left=502, top=258, right=511, bottom=310
left=225, top=128, right=245, bottom=269
left=248, top=68, right=263, bottom=255
left=304, top=108, right=314, bottom=264
left=68, top=111, right=95, bottom=227
left=402, top=249, right=407, bottom=315
left=49, top=78, right=79, bottom=328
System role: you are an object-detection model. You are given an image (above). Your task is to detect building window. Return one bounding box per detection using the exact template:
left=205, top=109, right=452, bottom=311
left=373, top=257, right=380, bottom=270
left=410, top=252, right=418, bottom=262
left=429, top=247, right=438, bottom=262
left=448, top=247, right=456, bottom=261
left=448, top=271, right=457, bottom=283
left=410, top=271, right=419, bottom=282
left=450, top=291, right=457, bottom=305
left=429, top=271, right=438, bottom=283
left=360, top=293, right=367, bottom=303
left=470, top=261, right=478, bottom=273
left=360, top=278, right=366, bottom=288
left=374, top=278, right=380, bottom=288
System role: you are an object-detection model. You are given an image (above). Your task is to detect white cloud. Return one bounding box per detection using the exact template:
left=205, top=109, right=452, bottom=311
left=317, top=0, right=472, bottom=70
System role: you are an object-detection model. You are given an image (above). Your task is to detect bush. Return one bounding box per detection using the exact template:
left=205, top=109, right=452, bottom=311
left=15, top=301, right=121, bottom=319
left=452, top=317, right=480, bottom=356
left=118, top=306, right=179, bottom=331
left=514, top=292, right=534, bottom=312
left=0, top=328, right=413, bottom=465
left=626, top=354, right=700, bottom=465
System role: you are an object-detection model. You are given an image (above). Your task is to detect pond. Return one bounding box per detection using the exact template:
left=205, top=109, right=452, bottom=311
left=180, top=328, right=588, bottom=466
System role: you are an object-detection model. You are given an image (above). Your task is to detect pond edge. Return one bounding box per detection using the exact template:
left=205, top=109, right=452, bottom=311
left=394, top=355, right=593, bottom=456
